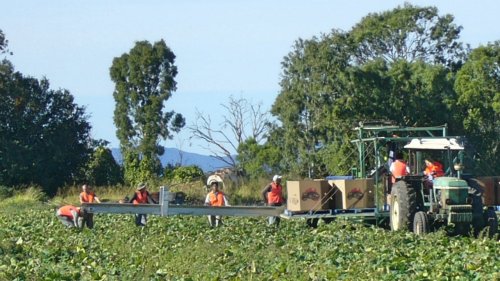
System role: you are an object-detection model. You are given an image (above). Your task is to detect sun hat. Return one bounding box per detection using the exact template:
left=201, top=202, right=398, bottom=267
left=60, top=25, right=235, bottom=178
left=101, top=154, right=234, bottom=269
left=136, top=183, right=147, bottom=190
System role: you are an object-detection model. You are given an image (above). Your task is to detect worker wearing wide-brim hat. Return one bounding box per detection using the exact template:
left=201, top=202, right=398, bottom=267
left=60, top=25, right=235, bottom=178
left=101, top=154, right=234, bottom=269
left=129, top=183, right=157, bottom=226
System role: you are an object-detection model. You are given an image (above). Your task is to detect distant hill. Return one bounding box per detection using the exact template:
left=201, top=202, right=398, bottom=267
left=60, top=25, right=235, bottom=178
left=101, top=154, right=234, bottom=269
left=111, top=148, right=233, bottom=172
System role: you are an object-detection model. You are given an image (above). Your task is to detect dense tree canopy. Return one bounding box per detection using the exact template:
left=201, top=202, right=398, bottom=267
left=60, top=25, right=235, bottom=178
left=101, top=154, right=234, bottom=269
left=0, top=61, right=92, bottom=194
left=350, top=3, right=465, bottom=68
left=110, top=40, right=185, bottom=185
left=237, top=138, right=281, bottom=179
left=454, top=42, right=500, bottom=175
left=269, top=4, right=481, bottom=177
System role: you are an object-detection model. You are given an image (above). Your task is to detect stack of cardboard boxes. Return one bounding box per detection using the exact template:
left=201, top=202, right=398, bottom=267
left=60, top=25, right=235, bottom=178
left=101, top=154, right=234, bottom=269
left=328, top=178, right=375, bottom=209
left=286, top=180, right=332, bottom=212
left=286, top=178, right=375, bottom=212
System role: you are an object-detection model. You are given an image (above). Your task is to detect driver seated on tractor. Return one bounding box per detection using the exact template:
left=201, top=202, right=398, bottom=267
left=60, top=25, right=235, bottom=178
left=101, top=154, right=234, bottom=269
left=423, top=159, right=445, bottom=190
left=389, top=152, right=410, bottom=183
left=423, top=159, right=445, bottom=181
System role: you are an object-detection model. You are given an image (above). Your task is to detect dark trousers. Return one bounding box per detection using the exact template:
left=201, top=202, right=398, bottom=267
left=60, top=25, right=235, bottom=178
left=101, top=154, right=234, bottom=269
left=135, top=214, right=147, bottom=226
left=82, top=212, right=94, bottom=229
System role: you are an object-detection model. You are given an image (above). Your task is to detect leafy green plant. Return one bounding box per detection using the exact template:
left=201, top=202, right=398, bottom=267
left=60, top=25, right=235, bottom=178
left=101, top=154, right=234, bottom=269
left=0, top=200, right=498, bottom=280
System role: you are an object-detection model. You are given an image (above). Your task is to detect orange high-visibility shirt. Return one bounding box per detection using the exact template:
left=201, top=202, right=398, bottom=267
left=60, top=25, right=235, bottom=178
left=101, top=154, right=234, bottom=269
left=267, top=182, right=284, bottom=204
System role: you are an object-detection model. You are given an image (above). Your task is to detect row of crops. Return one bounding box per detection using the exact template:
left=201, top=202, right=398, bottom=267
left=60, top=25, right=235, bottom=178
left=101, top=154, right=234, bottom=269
left=0, top=202, right=499, bottom=280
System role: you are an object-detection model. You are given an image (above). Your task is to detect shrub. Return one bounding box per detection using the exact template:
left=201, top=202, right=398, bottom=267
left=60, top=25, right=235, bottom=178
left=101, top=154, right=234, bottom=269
left=165, top=165, right=205, bottom=183
left=0, top=185, right=13, bottom=200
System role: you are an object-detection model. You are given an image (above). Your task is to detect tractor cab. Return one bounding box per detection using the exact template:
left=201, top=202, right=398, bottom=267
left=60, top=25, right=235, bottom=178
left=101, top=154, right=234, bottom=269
left=403, top=137, right=466, bottom=179
left=390, top=137, right=498, bottom=236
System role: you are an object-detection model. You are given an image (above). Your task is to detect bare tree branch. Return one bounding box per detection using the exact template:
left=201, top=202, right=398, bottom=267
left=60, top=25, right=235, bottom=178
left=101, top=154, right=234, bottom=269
left=188, top=96, right=270, bottom=170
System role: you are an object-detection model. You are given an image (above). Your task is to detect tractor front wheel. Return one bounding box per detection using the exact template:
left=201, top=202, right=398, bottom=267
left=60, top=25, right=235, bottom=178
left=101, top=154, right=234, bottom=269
left=413, top=211, right=429, bottom=235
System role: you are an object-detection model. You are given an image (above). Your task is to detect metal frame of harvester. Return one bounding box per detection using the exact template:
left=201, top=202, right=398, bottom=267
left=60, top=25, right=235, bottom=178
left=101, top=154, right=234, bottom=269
left=280, top=123, right=451, bottom=224
left=350, top=122, right=451, bottom=226
left=82, top=122, right=499, bottom=235
left=83, top=186, right=284, bottom=217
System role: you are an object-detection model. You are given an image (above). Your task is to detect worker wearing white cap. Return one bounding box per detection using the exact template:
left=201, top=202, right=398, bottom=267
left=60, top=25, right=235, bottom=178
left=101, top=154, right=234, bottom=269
left=262, top=175, right=285, bottom=226
left=204, top=180, right=230, bottom=227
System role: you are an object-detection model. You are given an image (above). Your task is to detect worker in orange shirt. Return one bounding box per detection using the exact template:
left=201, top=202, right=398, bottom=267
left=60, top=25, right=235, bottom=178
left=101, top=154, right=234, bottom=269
left=56, top=205, right=82, bottom=228
left=389, top=152, right=410, bottom=183
left=204, top=180, right=230, bottom=227
left=79, top=184, right=101, bottom=229
left=129, top=183, right=157, bottom=226
left=424, top=159, right=445, bottom=180
left=262, top=175, right=285, bottom=226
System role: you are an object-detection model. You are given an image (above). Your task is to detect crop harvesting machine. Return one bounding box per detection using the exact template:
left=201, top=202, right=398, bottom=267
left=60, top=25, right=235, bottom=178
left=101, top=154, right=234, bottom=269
left=82, top=123, right=499, bottom=237
left=350, top=122, right=498, bottom=237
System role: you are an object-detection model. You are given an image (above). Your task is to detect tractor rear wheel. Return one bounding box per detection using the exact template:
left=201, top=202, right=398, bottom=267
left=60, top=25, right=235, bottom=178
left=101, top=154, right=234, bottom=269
left=413, top=211, right=429, bottom=235
left=390, top=181, right=418, bottom=231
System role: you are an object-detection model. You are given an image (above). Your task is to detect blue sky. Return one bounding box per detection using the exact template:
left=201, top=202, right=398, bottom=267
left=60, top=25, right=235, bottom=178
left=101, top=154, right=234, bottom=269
left=2, top=0, right=499, bottom=154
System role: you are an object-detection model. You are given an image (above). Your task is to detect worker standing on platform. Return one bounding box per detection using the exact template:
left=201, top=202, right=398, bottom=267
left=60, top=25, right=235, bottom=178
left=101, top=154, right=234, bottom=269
left=56, top=205, right=83, bottom=228
left=204, top=180, right=230, bottom=227
left=389, top=152, right=410, bottom=183
left=79, top=184, right=101, bottom=229
left=262, top=175, right=285, bottom=226
left=129, top=183, right=157, bottom=226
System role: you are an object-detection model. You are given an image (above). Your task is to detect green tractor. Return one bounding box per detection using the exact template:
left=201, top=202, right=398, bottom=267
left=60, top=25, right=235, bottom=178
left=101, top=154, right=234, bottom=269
left=389, top=137, right=498, bottom=237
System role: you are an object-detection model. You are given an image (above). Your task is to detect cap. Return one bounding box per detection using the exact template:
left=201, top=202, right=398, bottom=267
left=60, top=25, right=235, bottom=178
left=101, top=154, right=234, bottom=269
left=136, top=183, right=147, bottom=190
left=273, top=175, right=282, bottom=182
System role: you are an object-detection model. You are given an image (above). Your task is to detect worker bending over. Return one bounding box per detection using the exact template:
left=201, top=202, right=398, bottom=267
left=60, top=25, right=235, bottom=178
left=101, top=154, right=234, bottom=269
left=204, top=180, right=230, bottom=227
left=56, top=205, right=83, bottom=228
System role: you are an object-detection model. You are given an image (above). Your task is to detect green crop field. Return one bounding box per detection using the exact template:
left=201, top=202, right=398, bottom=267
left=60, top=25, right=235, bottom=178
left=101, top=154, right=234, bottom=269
left=0, top=199, right=499, bottom=281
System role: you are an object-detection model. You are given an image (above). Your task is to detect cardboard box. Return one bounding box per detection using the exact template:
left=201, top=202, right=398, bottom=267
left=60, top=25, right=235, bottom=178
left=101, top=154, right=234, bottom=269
left=286, top=180, right=334, bottom=211
left=328, top=179, right=375, bottom=209
left=476, top=177, right=500, bottom=206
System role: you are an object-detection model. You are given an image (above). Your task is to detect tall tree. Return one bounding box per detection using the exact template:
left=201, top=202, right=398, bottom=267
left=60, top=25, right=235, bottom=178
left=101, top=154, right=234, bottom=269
left=272, top=4, right=464, bottom=177
left=0, top=61, right=92, bottom=194
left=350, top=3, right=466, bottom=68
left=110, top=40, right=185, bottom=185
left=272, top=31, right=353, bottom=177
left=454, top=42, right=500, bottom=175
